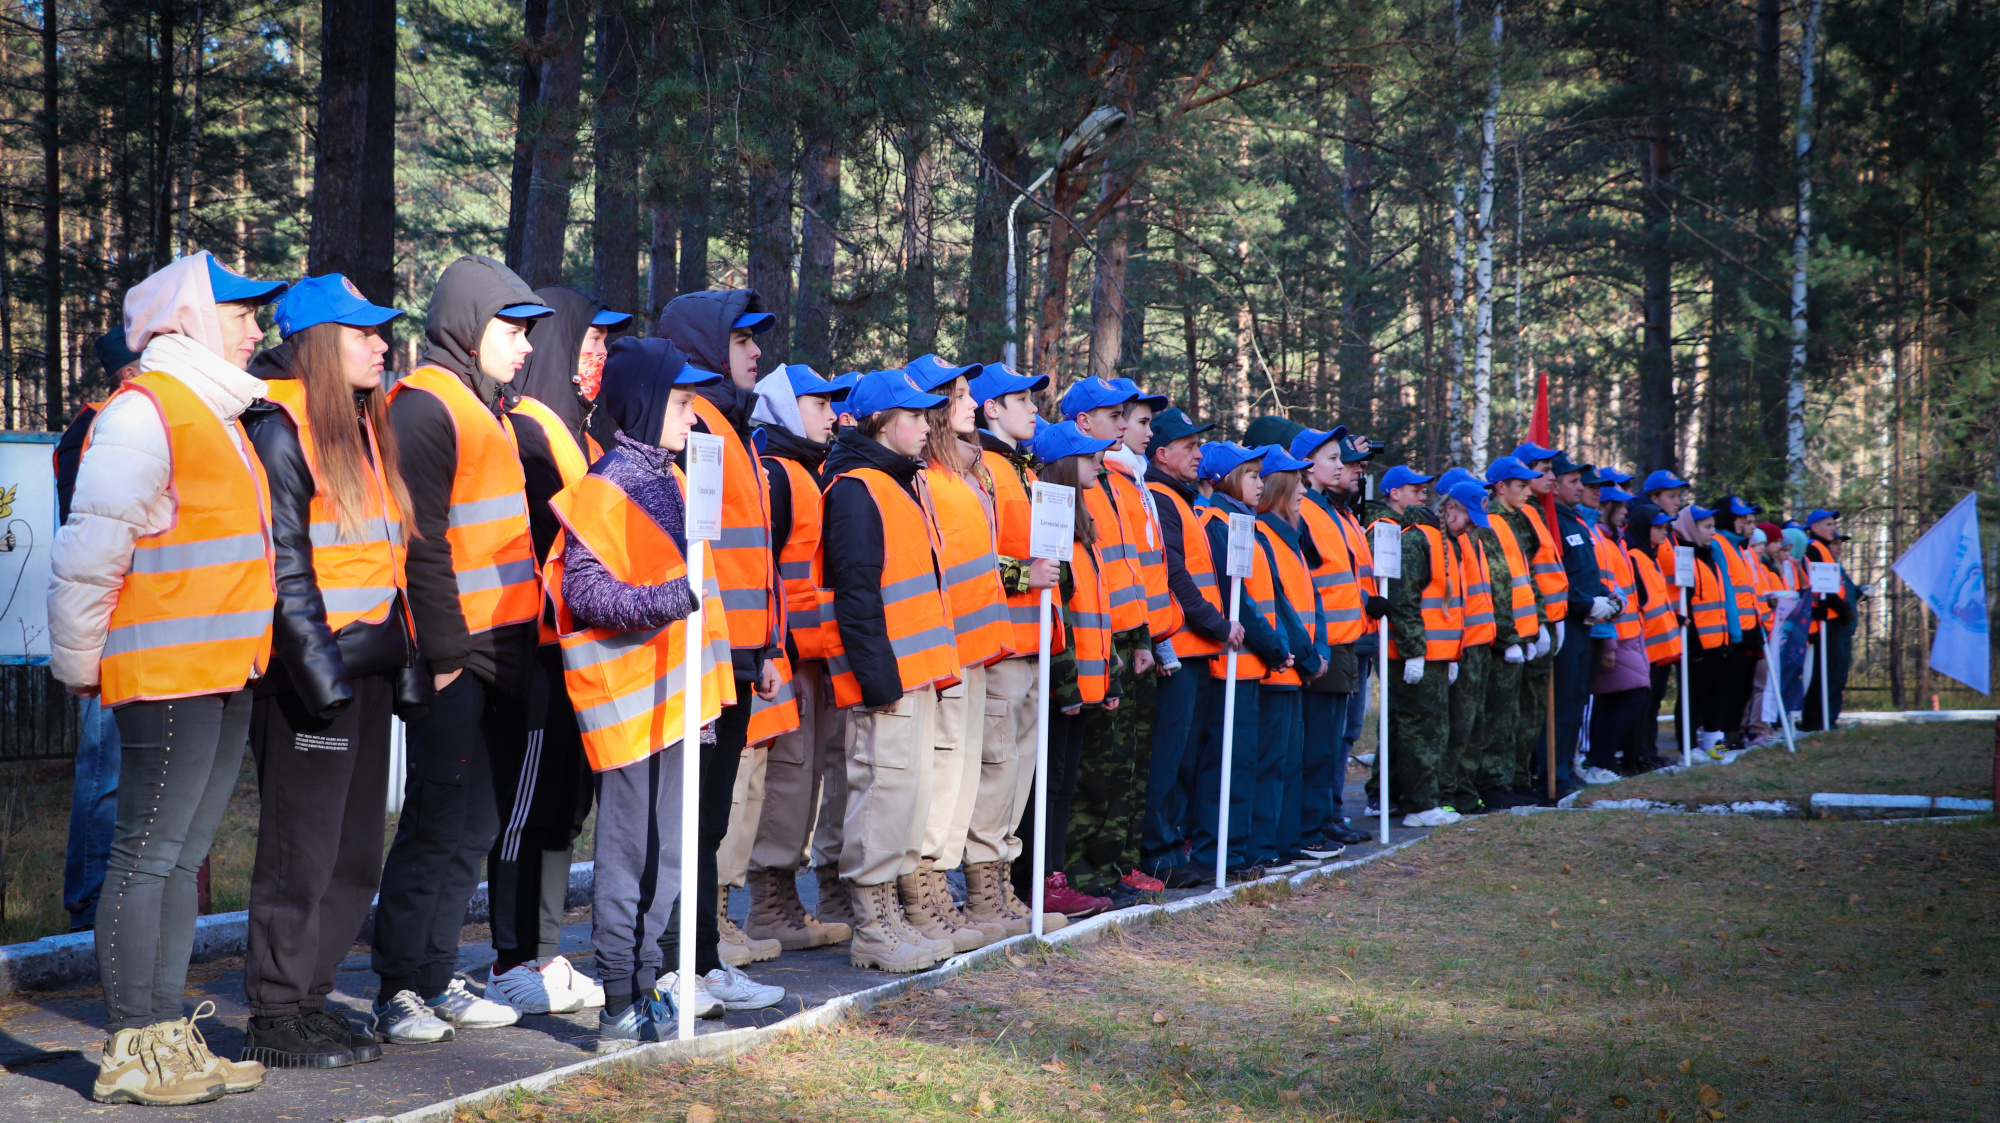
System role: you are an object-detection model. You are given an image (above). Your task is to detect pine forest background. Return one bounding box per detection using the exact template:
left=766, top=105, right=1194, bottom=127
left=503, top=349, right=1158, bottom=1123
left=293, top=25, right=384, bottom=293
left=0, top=0, right=1997, bottom=707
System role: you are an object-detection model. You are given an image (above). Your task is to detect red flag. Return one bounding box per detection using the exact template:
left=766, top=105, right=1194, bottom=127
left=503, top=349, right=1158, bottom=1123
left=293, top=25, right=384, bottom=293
left=1530, top=371, right=1557, bottom=530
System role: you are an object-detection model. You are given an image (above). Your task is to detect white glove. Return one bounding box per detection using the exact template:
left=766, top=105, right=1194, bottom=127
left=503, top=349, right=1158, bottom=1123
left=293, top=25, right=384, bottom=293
left=1588, top=596, right=1616, bottom=622
left=1533, top=632, right=1551, bottom=659
left=1402, top=657, right=1426, bottom=684
left=1503, top=644, right=1526, bottom=664
left=1448, top=662, right=1459, bottom=683
left=1553, top=621, right=1567, bottom=651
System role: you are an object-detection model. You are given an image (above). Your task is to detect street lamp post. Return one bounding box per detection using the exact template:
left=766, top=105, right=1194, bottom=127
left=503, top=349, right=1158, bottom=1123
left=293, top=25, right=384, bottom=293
left=1004, top=106, right=1128, bottom=372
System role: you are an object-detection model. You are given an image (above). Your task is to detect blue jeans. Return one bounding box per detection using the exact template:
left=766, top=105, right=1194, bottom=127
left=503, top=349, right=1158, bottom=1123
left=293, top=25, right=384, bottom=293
left=63, top=695, right=122, bottom=930
left=1300, top=692, right=1350, bottom=838
left=1189, top=676, right=1260, bottom=871
left=1257, top=688, right=1302, bottom=864
left=1141, top=658, right=1208, bottom=872
left=1343, top=658, right=1373, bottom=753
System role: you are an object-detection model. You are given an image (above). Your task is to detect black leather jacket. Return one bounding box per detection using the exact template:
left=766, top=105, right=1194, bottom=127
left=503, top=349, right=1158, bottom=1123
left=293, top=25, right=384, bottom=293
left=242, top=358, right=430, bottom=720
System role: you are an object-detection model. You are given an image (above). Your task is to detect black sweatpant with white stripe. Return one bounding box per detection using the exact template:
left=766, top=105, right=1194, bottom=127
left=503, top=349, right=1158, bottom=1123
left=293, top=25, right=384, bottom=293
left=487, top=646, right=593, bottom=973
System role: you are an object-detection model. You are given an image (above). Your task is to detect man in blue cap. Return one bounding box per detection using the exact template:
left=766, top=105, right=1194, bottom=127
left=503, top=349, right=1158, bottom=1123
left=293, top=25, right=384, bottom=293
left=1799, top=508, right=1857, bottom=731
left=1708, top=495, right=1768, bottom=750
left=1315, top=429, right=1386, bottom=769
left=1457, top=472, right=1533, bottom=808
left=1541, top=452, right=1612, bottom=797
left=1485, top=456, right=1559, bottom=804
left=1369, top=465, right=1462, bottom=827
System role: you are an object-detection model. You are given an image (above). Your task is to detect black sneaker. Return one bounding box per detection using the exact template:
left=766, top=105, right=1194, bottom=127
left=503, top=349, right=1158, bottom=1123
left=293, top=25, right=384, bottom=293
left=303, top=1009, right=383, bottom=1064
left=1298, top=838, right=1346, bottom=860
left=1160, top=863, right=1212, bottom=889
left=241, top=1013, right=354, bottom=1069
left=1325, top=822, right=1372, bottom=845
left=1224, top=863, right=1267, bottom=884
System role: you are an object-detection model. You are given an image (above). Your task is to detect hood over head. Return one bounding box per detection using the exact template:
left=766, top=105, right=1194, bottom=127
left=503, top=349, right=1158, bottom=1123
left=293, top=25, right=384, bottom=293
left=123, top=251, right=232, bottom=357
left=750, top=368, right=808, bottom=439
left=418, top=255, right=547, bottom=411
left=512, top=284, right=609, bottom=440
left=655, top=289, right=763, bottom=377
left=591, top=336, right=692, bottom=449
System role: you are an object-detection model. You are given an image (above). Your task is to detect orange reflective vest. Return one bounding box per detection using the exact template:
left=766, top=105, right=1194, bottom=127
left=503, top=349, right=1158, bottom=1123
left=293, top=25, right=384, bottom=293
left=1254, top=519, right=1315, bottom=686
left=1453, top=529, right=1496, bottom=648
left=1385, top=523, right=1464, bottom=662
left=1524, top=503, right=1569, bottom=606
left=691, top=395, right=780, bottom=652
left=506, top=394, right=593, bottom=647
left=1331, top=501, right=1377, bottom=594
left=920, top=464, right=1013, bottom=668
left=1629, top=546, right=1683, bottom=664
left=1197, top=505, right=1272, bottom=680
left=1490, top=511, right=1542, bottom=641
left=388, top=367, right=539, bottom=635
left=1084, top=473, right=1149, bottom=634
left=768, top=456, right=830, bottom=661
left=95, top=372, right=275, bottom=706
left=747, top=649, right=801, bottom=747
left=824, top=468, right=961, bottom=706
left=262, top=380, right=407, bottom=635
left=545, top=469, right=735, bottom=771
left=1714, top=536, right=1761, bottom=634
left=1592, top=525, right=1643, bottom=642
left=1146, top=479, right=1224, bottom=658
left=981, top=446, right=1064, bottom=656
left=1107, top=460, right=1179, bottom=640
left=1065, top=542, right=1115, bottom=703
left=1686, top=549, right=1730, bottom=651
left=1300, top=496, right=1369, bottom=645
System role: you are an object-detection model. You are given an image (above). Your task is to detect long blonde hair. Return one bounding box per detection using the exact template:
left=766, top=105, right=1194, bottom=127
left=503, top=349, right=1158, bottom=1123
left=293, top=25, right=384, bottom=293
left=1257, top=469, right=1302, bottom=519
left=288, top=322, right=415, bottom=543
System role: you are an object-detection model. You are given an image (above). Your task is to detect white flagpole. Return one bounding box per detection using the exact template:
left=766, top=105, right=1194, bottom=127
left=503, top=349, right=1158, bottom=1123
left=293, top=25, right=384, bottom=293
left=1215, top=577, right=1242, bottom=890
left=1032, top=586, right=1052, bottom=937
left=1818, top=625, right=1831, bottom=734
left=1377, top=598, right=1391, bottom=845
left=1679, top=587, right=1692, bottom=768
left=677, top=539, right=705, bottom=1041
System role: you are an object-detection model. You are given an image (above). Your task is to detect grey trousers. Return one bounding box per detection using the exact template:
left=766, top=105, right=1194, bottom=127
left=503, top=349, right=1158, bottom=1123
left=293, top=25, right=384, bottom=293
left=750, top=660, right=845, bottom=874
left=99, top=689, right=253, bottom=1032
left=590, top=741, right=687, bottom=1000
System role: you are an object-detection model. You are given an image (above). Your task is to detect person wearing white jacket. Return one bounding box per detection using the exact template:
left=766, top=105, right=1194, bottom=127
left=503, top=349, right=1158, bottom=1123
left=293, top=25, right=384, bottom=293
left=49, top=251, right=284, bottom=1106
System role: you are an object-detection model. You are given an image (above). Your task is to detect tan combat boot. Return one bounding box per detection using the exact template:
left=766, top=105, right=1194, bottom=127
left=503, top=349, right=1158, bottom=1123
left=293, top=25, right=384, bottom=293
left=898, top=861, right=979, bottom=956
left=166, top=1002, right=264, bottom=1094
left=93, top=1024, right=226, bottom=1106
left=847, top=881, right=937, bottom=973
left=1000, top=858, right=1068, bottom=933
left=960, top=860, right=1029, bottom=937
left=746, top=867, right=852, bottom=950
left=814, top=865, right=858, bottom=927
left=929, top=862, right=1004, bottom=943
left=718, top=896, right=781, bottom=965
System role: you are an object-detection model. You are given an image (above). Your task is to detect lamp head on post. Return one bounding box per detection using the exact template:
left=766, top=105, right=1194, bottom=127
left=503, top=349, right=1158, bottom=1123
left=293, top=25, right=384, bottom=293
left=1005, top=107, right=1131, bottom=371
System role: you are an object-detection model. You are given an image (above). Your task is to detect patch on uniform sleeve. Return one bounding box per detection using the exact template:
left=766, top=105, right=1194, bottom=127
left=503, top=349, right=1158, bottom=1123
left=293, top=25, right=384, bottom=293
left=295, top=732, right=351, bottom=752
left=1565, top=533, right=1584, bottom=546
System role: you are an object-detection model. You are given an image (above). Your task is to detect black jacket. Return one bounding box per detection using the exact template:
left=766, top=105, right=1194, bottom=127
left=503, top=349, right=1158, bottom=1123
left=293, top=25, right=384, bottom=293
left=1144, top=464, right=1235, bottom=646
left=762, top=424, right=828, bottom=564
left=822, top=428, right=931, bottom=707
left=243, top=347, right=428, bottom=720
left=54, top=404, right=99, bottom=524
left=1554, top=500, right=1608, bottom=621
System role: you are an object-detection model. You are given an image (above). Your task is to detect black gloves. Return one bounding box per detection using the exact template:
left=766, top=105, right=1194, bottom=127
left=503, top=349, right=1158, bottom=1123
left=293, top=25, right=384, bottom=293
left=1365, top=595, right=1390, bottom=620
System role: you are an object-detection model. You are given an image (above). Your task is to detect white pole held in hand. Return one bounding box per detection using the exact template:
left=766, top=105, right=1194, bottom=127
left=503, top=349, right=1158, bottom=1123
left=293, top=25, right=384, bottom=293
left=1672, top=544, right=1696, bottom=769
left=1027, top=481, right=1076, bottom=937
left=1218, top=512, right=1257, bottom=886
left=1371, top=521, right=1403, bottom=846
left=679, top=434, right=725, bottom=1040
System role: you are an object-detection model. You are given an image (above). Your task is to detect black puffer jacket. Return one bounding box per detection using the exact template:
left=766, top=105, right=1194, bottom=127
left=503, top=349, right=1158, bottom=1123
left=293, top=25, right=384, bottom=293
left=243, top=344, right=429, bottom=720
left=822, top=428, right=930, bottom=708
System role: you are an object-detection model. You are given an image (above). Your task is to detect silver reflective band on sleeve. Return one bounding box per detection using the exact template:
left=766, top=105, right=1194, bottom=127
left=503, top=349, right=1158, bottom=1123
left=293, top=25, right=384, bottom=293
left=950, top=601, right=1012, bottom=637
left=103, top=609, right=271, bottom=657
left=128, top=532, right=267, bottom=574
left=447, top=494, right=528, bottom=528
left=778, top=559, right=813, bottom=581
left=717, top=525, right=771, bottom=549
left=319, top=586, right=397, bottom=616
left=943, top=553, right=998, bottom=587
left=309, top=518, right=401, bottom=547
left=574, top=661, right=690, bottom=734
left=455, top=557, right=538, bottom=594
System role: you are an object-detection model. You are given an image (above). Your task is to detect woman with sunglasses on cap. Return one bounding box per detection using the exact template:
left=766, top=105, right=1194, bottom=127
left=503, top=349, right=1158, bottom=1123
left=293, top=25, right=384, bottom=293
left=237, top=275, right=423, bottom=1069
left=50, top=251, right=285, bottom=1105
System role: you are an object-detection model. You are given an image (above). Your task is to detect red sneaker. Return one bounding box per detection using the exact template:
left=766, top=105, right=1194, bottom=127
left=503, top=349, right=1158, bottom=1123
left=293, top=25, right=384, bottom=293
left=1043, top=873, right=1112, bottom=918
left=1120, top=868, right=1166, bottom=893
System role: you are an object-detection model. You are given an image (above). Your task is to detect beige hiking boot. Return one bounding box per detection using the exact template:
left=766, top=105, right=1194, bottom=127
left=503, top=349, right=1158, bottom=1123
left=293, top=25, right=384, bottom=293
left=746, top=868, right=852, bottom=950
left=927, top=862, right=1004, bottom=943
left=847, top=880, right=938, bottom=973
left=93, top=1024, right=226, bottom=1106
left=961, top=860, right=1029, bottom=937
left=717, top=896, right=781, bottom=965
left=166, top=1002, right=264, bottom=1094
left=898, top=863, right=979, bottom=956
left=814, top=866, right=858, bottom=927
left=1000, top=858, right=1068, bottom=933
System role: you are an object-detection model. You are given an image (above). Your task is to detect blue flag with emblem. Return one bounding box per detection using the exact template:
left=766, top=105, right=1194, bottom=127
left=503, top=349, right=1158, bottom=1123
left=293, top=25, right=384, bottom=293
left=1891, top=491, right=1989, bottom=694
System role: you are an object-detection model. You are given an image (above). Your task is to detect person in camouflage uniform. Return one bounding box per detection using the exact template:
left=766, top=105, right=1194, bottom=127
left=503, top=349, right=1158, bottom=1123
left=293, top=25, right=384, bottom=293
left=1469, top=472, right=1529, bottom=804
left=1431, top=472, right=1497, bottom=813
left=1067, top=624, right=1155, bottom=894
left=1368, top=466, right=1461, bottom=826
left=1490, top=457, right=1559, bottom=803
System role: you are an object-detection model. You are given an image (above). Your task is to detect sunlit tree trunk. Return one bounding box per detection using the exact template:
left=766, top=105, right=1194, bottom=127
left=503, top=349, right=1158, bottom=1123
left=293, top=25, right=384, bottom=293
left=1471, top=1, right=1501, bottom=467
left=1786, top=0, right=1824, bottom=509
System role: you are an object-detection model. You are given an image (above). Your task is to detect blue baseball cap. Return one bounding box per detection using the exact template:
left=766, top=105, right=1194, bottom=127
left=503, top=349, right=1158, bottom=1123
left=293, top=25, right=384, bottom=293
left=1289, top=425, right=1348, bottom=462
left=968, top=361, right=1048, bottom=406
left=907, top=353, right=985, bottom=393
left=1199, top=441, right=1253, bottom=482
left=592, top=308, right=634, bottom=328
left=1150, top=408, right=1212, bottom=448
left=779, top=363, right=849, bottom=401
left=1805, top=508, right=1840, bottom=527
left=1381, top=465, right=1434, bottom=493
left=1596, top=466, right=1634, bottom=485
left=273, top=273, right=403, bottom=338
left=1642, top=469, right=1691, bottom=493
left=496, top=301, right=557, bottom=320
left=206, top=256, right=287, bottom=306
left=732, top=310, right=777, bottom=334
left=1485, top=456, right=1542, bottom=485
left=1600, top=485, right=1635, bottom=503
left=846, top=368, right=945, bottom=418
left=830, top=372, right=864, bottom=393
left=1652, top=512, right=1673, bottom=526
left=1252, top=444, right=1311, bottom=473
left=1109, top=377, right=1168, bottom=412
left=1059, top=375, right=1139, bottom=418
left=1689, top=504, right=1719, bottom=521
left=1725, top=495, right=1762, bottom=517
left=1434, top=466, right=1478, bottom=494
left=1512, top=441, right=1560, bottom=464
left=1442, top=480, right=1492, bottom=528
left=1031, top=420, right=1116, bottom=464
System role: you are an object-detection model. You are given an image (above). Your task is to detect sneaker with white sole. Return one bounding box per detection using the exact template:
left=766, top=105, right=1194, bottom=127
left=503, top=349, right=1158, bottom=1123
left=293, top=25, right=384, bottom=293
left=1578, top=765, right=1622, bottom=785
left=426, top=978, right=519, bottom=1030
left=701, top=964, right=785, bottom=1011
left=370, top=990, right=455, bottom=1044
left=1402, top=807, right=1462, bottom=828
left=596, top=994, right=668, bottom=1054
left=545, top=955, right=604, bottom=1008
left=489, top=956, right=603, bottom=1014
left=656, top=973, right=725, bottom=1019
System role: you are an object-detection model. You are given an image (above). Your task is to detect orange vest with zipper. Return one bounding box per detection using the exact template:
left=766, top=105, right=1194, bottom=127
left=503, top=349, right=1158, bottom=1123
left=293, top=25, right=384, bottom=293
left=1629, top=546, right=1683, bottom=664
left=1453, top=529, right=1497, bottom=647
left=1385, top=523, right=1464, bottom=662
left=1715, top=537, right=1761, bottom=632
left=388, top=367, right=539, bottom=635
left=1593, top=526, right=1643, bottom=641
left=1490, top=512, right=1543, bottom=640
left=981, top=446, right=1065, bottom=656
left=691, top=395, right=779, bottom=653
left=921, top=464, right=1014, bottom=668
left=1300, top=497, right=1369, bottom=646
left=1687, top=551, right=1730, bottom=650
left=1254, top=520, right=1315, bottom=686
left=1107, top=461, right=1179, bottom=640
left=1524, top=504, right=1569, bottom=604
left=823, top=468, right=961, bottom=707
left=545, top=469, right=735, bottom=771
left=95, top=373, right=276, bottom=706
left=1065, top=542, right=1116, bottom=704
left=1196, top=506, right=1271, bottom=680
left=769, top=456, right=829, bottom=661
left=262, top=380, right=407, bottom=635
left=1084, top=475, right=1148, bottom=634
left=1146, top=480, right=1224, bottom=657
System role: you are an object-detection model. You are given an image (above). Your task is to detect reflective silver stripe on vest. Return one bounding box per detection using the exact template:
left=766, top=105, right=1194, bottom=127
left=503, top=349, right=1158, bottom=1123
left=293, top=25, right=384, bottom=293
left=891, top=627, right=959, bottom=661
left=1427, top=627, right=1464, bottom=642
left=1108, top=584, right=1148, bottom=609
left=1099, top=542, right=1138, bottom=563
left=720, top=588, right=770, bottom=612
left=104, top=609, right=270, bottom=657
left=1139, top=548, right=1164, bottom=568
left=950, top=601, right=1012, bottom=638
left=1462, top=611, right=1495, bottom=626
left=717, top=525, right=770, bottom=550
left=788, top=605, right=824, bottom=631
left=1146, top=590, right=1170, bottom=611
left=826, top=652, right=851, bottom=678
left=1642, top=603, right=1673, bottom=621
left=754, top=672, right=797, bottom=710
left=1531, top=561, right=1563, bottom=576
left=1325, top=607, right=1364, bottom=622
left=1251, top=597, right=1276, bottom=616
left=1463, top=581, right=1492, bottom=598
left=574, top=660, right=692, bottom=734
left=447, top=493, right=527, bottom=528
left=1190, top=571, right=1218, bottom=589
left=1070, top=609, right=1111, bottom=630
left=128, top=532, right=266, bottom=574
left=308, top=518, right=402, bottom=547
left=320, top=586, right=397, bottom=616
left=1007, top=601, right=1045, bottom=625
left=943, top=553, right=998, bottom=588
left=456, top=557, right=538, bottom=594
left=562, top=624, right=667, bottom=674
left=881, top=572, right=941, bottom=606
left=778, top=559, right=813, bottom=581
left=1075, top=658, right=1108, bottom=678
left=1420, top=595, right=1453, bottom=609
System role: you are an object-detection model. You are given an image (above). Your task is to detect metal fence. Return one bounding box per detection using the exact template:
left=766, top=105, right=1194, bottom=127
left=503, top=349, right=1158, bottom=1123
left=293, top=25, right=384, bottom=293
left=0, top=664, right=80, bottom=762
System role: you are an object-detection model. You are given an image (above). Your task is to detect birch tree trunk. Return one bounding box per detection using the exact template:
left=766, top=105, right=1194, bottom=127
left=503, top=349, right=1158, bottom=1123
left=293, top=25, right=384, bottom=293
left=1470, top=1, right=1502, bottom=466
left=1786, top=0, right=1824, bottom=509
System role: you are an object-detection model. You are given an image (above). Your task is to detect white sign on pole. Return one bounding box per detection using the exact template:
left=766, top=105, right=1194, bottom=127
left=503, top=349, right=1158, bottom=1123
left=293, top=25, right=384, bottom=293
left=1672, top=545, right=1696, bottom=588
left=0, top=433, right=57, bottom=662
left=1029, top=482, right=1076, bottom=562
left=1225, top=512, right=1257, bottom=578
left=1808, top=560, right=1842, bottom=594
left=1372, top=521, right=1403, bottom=580
left=684, top=432, right=725, bottom=541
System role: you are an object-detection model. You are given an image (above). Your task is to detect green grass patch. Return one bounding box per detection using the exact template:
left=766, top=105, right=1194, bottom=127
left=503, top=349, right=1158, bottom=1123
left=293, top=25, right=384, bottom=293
left=1586, top=720, right=1995, bottom=810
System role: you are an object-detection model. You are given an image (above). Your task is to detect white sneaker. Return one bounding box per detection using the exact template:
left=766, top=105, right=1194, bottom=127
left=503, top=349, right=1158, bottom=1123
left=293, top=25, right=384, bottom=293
left=1578, top=766, right=1622, bottom=786
left=1402, top=808, right=1461, bottom=828
left=545, top=956, right=605, bottom=1009
left=657, top=973, right=725, bottom=1019
left=370, top=990, right=455, bottom=1044
left=427, top=978, right=520, bottom=1029
left=489, top=956, right=603, bottom=1014
left=701, top=964, right=786, bottom=1011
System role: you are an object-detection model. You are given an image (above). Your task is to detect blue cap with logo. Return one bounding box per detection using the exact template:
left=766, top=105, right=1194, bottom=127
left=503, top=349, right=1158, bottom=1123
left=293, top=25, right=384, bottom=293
left=907, top=353, right=985, bottom=394
left=847, top=368, right=946, bottom=418
left=1485, top=456, right=1542, bottom=485
left=1600, top=485, right=1635, bottom=503
left=1725, top=495, right=1762, bottom=517
left=206, top=255, right=288, bottom=306
left=273, top=273, right=404, bottom=339
left=1642, top=469, right=1691, bottom=493
left=1442, top=480, right=1492, bottom=528
left=1381, top=465, right=1435, bottom=493
left=1150, top=408, right=1212, bottom=449
left=1434, top=466, right=1478, bottom=494
left=968, top=361, right=1048, bottom=406
left=1199, top=441, right=1253, bottom=482
left=1512, top=440, right=1561, bottom=464
left=1031, top=420, right=1116, bottom=464
left=1108, top=377, right=1168, bottom=412
left=1289, top=425, right=1348, bottom=462
left=1059, top=375, right=1139, bottom=418
left=1252, top=444, right=1311, bottom=474
left=1805, top=508, right=1840, bottom=527
left=779, top=364, right=849, bottom=401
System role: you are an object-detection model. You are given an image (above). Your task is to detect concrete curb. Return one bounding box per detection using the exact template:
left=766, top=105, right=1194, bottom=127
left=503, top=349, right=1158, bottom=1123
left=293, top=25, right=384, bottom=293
left=351, top=838, right=1429, bottom=1123
left=0, top=863, right=599, bottom=1001
left=1808, top=793, right=1993, bottom=820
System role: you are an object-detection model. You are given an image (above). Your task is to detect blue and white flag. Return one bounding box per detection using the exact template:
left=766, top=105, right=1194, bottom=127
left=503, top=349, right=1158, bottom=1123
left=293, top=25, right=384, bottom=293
left=1891, top=491, right=1989, bottom=694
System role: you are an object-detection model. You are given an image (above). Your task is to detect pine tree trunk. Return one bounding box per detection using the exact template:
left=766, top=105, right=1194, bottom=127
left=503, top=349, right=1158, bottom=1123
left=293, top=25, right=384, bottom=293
left=150, top=0, right=175, bottom=273
left=591, top=6, right=639, bottom=320
left=793, top=130, right=841, bottom=371
left=965, top=106, right=1020, bottom=363
left=308, top=0, right=397, bottom=306
left=1786, top=0, right=1824, bottom=508
left=902, top=123, right=937, bottom=357
left=746, top=146, right=795, bottom=372
left=517, top=0, right=586, bottom=288
left=1086, top=202, right=1130, bottom=382
left=1338, top=45, right=1377, bottom=430
left=645, top=200, right=676, bottom=327
left=1471, top=2, right=1501, bottom=467
left=1637, top=0, right=1678, bottom=472
left=43, top=2, right=63, bottom=429
left=503, top=0, right=548, bottom=271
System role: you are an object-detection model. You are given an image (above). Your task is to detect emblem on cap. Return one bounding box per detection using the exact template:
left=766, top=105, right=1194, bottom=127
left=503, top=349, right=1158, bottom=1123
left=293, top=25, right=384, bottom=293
left=342, top=276, right=365, bottom=300
left=904, top=372, right=921, bottom=392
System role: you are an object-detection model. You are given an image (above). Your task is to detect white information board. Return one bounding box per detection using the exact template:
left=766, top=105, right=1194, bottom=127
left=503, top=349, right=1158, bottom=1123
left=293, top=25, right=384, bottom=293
left=1808, top=561, right=1842, bottom=594
left=1029, top=482, right=1076, bottom=562
left=1371, top=520, right=1403, bottom=580
left=1672, top=544, right=1696, bottom=588
left=1225, top=513, right=1256, bottom=578
left=0, top=434, right=56, bottom=662
left=683, top=433, right=725, bottom=541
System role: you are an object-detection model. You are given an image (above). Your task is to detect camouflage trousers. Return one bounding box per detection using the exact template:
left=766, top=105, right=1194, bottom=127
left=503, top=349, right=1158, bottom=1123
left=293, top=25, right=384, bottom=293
left=1470, top=647, right=1523, bottom=792
left=1066, top=634, right=1158, bottom=893
left=1368, top=657, right=1450, bottom=813
left=1442, top=643, right=1491, bottom=809
left=1516, top=650, right=1553, bottom=789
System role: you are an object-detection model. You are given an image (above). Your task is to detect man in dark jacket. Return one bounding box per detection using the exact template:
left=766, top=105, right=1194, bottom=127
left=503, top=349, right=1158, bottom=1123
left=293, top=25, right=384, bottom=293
left=1542, top=452, right=1610, bottom=798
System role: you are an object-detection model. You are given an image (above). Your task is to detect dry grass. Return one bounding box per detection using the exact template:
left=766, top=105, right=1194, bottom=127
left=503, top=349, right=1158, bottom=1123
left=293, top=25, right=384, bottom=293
left=467, top=811, right=2000, bottom=1123
left=1588, top=721, right=1995, bottom=810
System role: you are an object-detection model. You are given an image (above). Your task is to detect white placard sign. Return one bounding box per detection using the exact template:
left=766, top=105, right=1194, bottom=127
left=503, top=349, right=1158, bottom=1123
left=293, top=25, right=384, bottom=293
left=1808, top=561, right=1842, bottom=594
left=683, top=432, right=725, bottom=541
left=1225, top=512, right=1257, bottom=578
left=1672, top=544, right=1696, bottom=588
left=1029, top=482, right=1076, bottom=562
left=1371, top=520, right=1403, bottom=580
left=0, top=434, right=55, bottom=661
